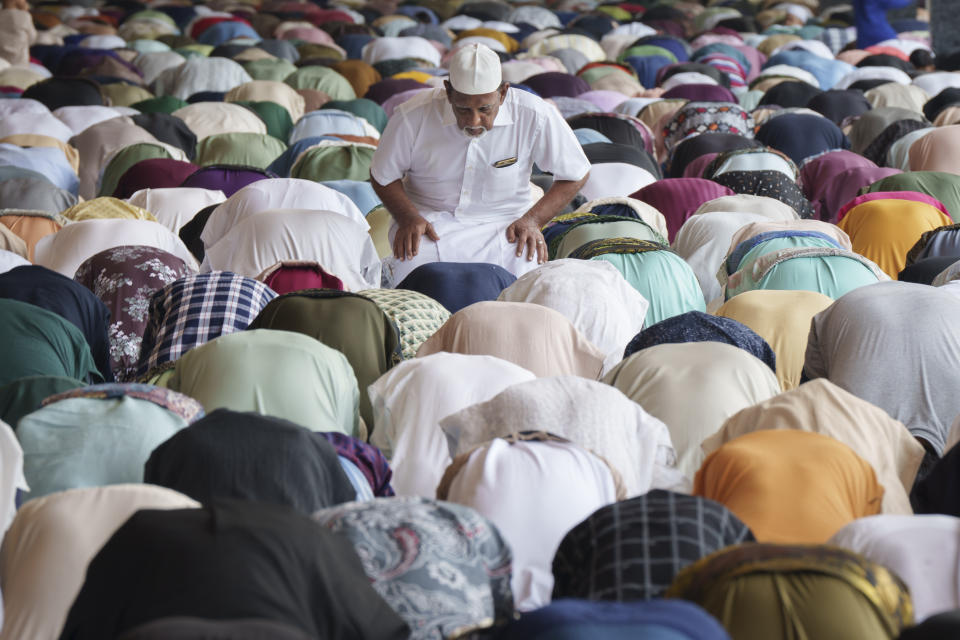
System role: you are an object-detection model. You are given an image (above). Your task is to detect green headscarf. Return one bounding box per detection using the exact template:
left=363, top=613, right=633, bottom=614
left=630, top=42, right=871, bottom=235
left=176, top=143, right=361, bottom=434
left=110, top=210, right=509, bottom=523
left=195, top=132, right=288, bottom=169
left=248, top=291, right=401, bottom=432
left=0, top=299, right=101, bottom=386
left=165, top=329, right=362, bottom=438
left=0, top=375, right=84, bottom=430
left=321, top=98, right=388, bottom=133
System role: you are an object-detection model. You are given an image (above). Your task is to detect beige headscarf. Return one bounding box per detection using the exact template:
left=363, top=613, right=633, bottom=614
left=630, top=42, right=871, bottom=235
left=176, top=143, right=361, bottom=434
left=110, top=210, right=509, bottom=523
left=715, top=289, right=833, bottom=390
left=224, top=80, right=307, bottom=123
left=908, top=125, right=960, bottom=175
left=0, top=224, right=28, bottom=259
left=933, top=106, right=960, bottom=127
left=417, top=301, right=606, bottom=379
left=725, top=219, right=853, bottom=257
left=694, top=194, right=800, bottom=221
left=70, top=116, right=161, bottom=201
left=0, top=484, right=198, bottom=640
left=864, top=83, right=929, bottom=113
left=0, top=9, right=36, bottom=66
left=701, top=378, right=925, bottom=515
left=604, top=342, right=781, bottom=477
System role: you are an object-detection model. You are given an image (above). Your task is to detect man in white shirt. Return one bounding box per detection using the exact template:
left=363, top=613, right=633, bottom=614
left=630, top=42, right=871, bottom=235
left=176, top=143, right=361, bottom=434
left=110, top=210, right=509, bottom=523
left=370, top=43, right=590, bottom=285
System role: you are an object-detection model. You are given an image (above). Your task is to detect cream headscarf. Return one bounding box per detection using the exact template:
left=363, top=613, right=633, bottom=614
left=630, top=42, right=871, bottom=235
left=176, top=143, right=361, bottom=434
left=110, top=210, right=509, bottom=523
left=417, top=301, right=607, bottom=379
left=604, top=342, right=781, bottom=477
left=439, top=376, right=682, bottom=496
left=702, top=378, right=924, bottom=514
left=0, top=485, right=197, bottom=640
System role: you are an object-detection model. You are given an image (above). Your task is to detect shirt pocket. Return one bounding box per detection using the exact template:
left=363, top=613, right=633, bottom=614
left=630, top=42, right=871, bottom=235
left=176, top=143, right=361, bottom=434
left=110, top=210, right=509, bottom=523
left=481, top=161, right=523, bottom=202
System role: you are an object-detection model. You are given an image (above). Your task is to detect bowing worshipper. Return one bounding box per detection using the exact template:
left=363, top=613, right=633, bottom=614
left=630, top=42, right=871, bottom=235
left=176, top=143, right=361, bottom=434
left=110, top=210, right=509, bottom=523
left=370, top=43, right=590, bottom=286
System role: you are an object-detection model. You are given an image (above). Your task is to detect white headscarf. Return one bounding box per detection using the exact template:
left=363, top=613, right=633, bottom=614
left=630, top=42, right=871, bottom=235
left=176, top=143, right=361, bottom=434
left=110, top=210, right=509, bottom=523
left=0, top=420, right=25, bottom=534
left=0, top=250, right=30, bottom=275
left=443, top=438, right=617, bottom=611
left=440, top=376, right=682, bottom=496
left=201, top=178, right=367, bottom=250
left=34, top=219, right=198, bottom=277
left=830, top=514, right=960, bottom=622
left=126, top=187, right=227, bottom=234
left=672, top=211, right=770, bottom=304
left=579, top=163, right=658, bottom=201
left=498, top=259, right=649, bottom=372
left=368, top=353, right=537, bottom=498
left=201, top=209, right=380, bottom=290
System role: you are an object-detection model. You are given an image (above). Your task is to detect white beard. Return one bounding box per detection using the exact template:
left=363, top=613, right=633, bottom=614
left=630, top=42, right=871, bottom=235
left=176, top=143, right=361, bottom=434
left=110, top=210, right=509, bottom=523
left=459, top=127, right=488, bottom=140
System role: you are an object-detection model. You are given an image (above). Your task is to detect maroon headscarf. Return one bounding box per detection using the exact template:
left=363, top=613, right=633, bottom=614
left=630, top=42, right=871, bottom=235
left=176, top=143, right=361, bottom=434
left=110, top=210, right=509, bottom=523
left=630, top=178, right=735, bottom=241
left=799, top=150, right=878, bottom=220
left=113, top=158, right=199, bottom=200
left=820, top=166, right=902, bottom=223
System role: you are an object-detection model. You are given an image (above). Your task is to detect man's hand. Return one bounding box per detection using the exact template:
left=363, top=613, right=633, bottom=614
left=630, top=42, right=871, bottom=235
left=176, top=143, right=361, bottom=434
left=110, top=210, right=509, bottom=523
left=393, top=213, right=439, bottom=261
left=506, top=216, right=547, bottom=264
left=2, top=0, right=29, bottom=10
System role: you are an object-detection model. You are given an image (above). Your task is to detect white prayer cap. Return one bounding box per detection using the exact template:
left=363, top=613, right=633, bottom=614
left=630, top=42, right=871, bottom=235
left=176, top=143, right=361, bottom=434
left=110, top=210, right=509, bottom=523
left=448, top=43, right=502, bottom=95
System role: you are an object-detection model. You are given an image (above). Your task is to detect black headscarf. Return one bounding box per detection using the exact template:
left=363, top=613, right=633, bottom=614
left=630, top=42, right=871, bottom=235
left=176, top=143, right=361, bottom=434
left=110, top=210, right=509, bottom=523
left=755, top=113, right=850, bottom=166
left=583, top=142, right=661, bottom=178
left=567, top=114, right=649, bottom=150
left=131, top=113, right=198, bottom=161
left=552, top=490, right=755, bottom=601
left=848, top=78, right=896, bottom=93
left=807, top=89, right=872, bottom=125
left=758, top=81, right=823, bottom=108
left=897, top=610, right=960, bottom=640
left=712, top=170, right=816, bottom=218
left=861, top=119, right=930, bottom=167
left=857, top=54, right=915, bottom=74
left=668, top=133, right=762, bottom=178
left=58, top=500, right=411, bottom=640
left=898, top=257, right=959, bottom=285
left=658, top=62, right=731, bottom=89
left=924, top=87, right=960, bottom=122
left=624, top=311, right=776, bottom=372
left=0, top=265, right=114, bottom=382
left=21, top=77, right=104, bottom=110
left=912, top=441, right=960, bottom=516
left=118, top=618, right=313, bottom=640
left=144, top=409, right=357, bottom=514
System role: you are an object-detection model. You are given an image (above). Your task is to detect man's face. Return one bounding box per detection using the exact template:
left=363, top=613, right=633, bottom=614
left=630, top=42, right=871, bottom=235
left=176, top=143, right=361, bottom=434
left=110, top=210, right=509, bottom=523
left=445, top=82, right=508, bottom=138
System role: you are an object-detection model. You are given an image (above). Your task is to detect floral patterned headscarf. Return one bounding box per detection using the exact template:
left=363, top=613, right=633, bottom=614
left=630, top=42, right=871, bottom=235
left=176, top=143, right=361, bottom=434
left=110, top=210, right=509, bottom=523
left=313, top=497, right=515, bottom=640
left=75, top=246, right=194, bottom=382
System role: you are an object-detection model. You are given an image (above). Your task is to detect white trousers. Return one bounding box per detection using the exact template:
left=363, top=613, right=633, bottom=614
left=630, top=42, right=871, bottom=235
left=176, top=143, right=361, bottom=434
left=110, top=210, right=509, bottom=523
left=382, top=210, right=541, bottom=287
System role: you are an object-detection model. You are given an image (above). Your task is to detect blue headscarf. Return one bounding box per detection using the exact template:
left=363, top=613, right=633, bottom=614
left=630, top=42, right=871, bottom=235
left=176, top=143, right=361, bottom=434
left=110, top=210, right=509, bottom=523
left=497, top=599, right=730, bottom=640
left=321, top=180, right=382, bottom=215
left=397, top=263, right=516, bottom=313
left=762, top=50, right=855, bottom=89
left=624, top=310, right=776, bottom=373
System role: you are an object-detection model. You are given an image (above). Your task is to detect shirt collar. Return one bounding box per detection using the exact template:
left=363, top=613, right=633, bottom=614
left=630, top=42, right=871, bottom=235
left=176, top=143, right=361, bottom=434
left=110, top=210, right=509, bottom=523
left=440, top=90, right=515, bottom=127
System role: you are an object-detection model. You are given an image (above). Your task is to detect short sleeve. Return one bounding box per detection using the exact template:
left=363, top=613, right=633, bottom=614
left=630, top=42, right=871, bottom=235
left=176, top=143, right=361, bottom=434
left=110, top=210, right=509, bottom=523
left=370, top=109, right=414, bottom=186
left=530, top=101, right=591, bottom=182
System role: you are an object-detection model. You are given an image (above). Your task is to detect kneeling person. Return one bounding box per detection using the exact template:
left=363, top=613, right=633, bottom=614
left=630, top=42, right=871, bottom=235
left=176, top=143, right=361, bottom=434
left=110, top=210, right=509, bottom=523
left=370, top=43, right=590, bottom=285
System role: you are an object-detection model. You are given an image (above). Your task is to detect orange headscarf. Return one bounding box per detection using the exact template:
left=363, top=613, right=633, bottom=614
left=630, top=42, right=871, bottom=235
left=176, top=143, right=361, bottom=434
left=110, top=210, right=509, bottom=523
left=695, top=430, right=883, bottom=543
left=838, top=198, right=952, bottom=278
